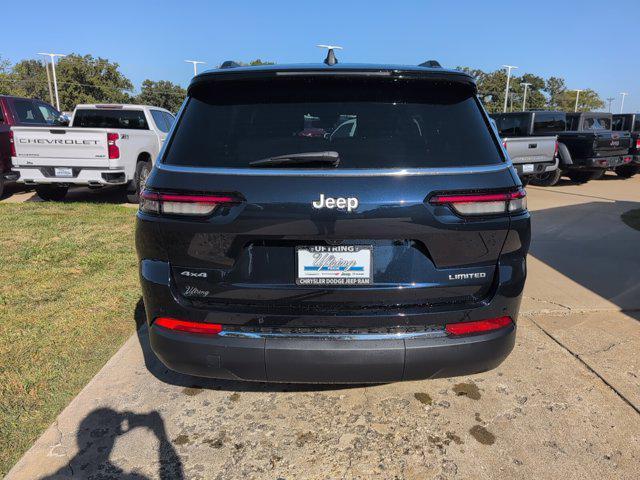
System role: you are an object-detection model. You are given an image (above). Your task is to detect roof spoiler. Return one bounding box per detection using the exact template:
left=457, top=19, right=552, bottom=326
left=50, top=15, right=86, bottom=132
left=419, top=60, right=442, bottom=68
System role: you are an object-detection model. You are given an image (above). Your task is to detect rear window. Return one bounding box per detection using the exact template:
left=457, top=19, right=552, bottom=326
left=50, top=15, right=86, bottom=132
left=583, top=116, right=611, bottom=130
left=73, top=109, right=149, bottom=129
left=163, top=77, right=502, bottom=169
left=12, top=99, right=62, bottom=125
left=491, top=113, right=529, bottom=137
left=533, top=113, right=565, bottom=134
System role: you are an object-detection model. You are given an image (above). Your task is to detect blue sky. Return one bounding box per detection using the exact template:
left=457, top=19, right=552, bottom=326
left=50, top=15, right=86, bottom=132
left=4, top=0, right=639, bottom=111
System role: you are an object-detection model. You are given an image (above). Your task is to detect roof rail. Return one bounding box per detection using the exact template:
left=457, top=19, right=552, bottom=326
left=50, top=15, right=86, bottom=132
left=419, top=60, right=442, bottom=68
left=220, top=60, right=241, bottom=69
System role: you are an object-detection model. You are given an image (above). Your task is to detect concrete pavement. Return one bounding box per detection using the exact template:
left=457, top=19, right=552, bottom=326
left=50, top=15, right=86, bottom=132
left=5, top=173, right=640, bottom=479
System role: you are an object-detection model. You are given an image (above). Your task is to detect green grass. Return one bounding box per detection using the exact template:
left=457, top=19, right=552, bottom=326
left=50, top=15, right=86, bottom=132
left=621, top=209, right=640, bottom=231
left=0, top=203, right=139, bottom=476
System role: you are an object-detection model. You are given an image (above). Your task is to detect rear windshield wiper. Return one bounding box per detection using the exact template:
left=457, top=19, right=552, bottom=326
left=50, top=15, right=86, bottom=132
left=249, top=151, right=340, bottom=168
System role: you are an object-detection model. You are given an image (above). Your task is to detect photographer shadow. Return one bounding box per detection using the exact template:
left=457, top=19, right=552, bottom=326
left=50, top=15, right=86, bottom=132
left=39, top=408, right=183, bottom=480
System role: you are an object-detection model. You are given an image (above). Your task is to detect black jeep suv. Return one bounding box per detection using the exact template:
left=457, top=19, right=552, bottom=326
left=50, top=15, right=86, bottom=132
left=135, top=61, right=530, bottom=383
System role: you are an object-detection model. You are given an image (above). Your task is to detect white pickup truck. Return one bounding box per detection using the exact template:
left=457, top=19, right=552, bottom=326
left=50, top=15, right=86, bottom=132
left=11, top=104, right=175, bottom=201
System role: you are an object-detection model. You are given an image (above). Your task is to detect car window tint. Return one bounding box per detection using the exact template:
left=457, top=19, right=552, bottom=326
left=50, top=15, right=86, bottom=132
left=491, top=113, right=529, bottom=136
left=13, top=99, right=46, bottom=124
left=151, top=110, right=169, bottom=132
left=164, top=77, right=503, bottom=169
left=73, top=109, right=149, bottom=129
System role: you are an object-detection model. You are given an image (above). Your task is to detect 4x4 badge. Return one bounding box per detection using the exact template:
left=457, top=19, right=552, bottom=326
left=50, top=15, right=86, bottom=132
left=181, top=271, right=207, bottom=278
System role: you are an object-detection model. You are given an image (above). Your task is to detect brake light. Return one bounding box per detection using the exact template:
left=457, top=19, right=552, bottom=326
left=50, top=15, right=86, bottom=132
left=9, top=130, right=16, bottom=157
left=502, top=140, right=507, bottom=149
left=623, top=156, right=632, bottom=164
left=107, top=133, right=119, bottom=159
left=554, top=140, right=559, bottom=158
left=636, top=139, right=640, bottom=149
left=140, top=190, right=241, bottom=216
left=430, top=188, right=527, bottom=216
left=445, top=316, right=512, bottom=336
left=155, top=317, right=222, bottom=335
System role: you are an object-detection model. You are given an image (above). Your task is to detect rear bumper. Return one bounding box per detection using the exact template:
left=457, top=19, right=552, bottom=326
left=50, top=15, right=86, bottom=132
left=139, top=246, right=526, bottom=382
left=14, top=167, right=128, bottom=185
left=567, top=156, right=626, bottom=170
left=513, top=160, right=556, bottom=177
left=149, top=322, right=516, bottom=383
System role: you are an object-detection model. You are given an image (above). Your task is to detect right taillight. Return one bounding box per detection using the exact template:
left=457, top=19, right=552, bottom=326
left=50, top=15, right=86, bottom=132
left=140, top=190, right=242, bottom=216
left=554, top=140, right=559, bottom=158
left=635, top=139, right=640, bottom=149
left=107, top=132, right=119, bottom=159
left=9, top=130, right=16, bottom=157
left=430, top=188, right=527, bottom=217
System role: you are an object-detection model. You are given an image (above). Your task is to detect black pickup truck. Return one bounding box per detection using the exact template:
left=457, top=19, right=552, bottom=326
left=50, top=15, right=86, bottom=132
left=612, top=113, right=640, bottom=178
left=553, top=112, right=632, bottom=183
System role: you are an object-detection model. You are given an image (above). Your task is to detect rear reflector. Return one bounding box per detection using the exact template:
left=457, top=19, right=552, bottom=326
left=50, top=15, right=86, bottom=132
left=430, top=189, right=527, bottom=216
left=140, top=190, right=241, bottom=216
left=155, top=317, right=223, bottom=335
left=445, top=316, right=513, bottom=336
left=623, top=156, right=632, bottom=164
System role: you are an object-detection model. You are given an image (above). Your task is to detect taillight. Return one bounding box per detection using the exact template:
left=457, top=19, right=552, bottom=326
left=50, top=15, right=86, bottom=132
left=636, top=139, right=640, bottom=149
left=107, top=133, right=119, bottom=159
left=155, top=317, right=223, bottom=335
left=9, top=130, right=16, bottom=157
left=554, top=140, right=559, bottom=158
left=445, top=316, right=512, bottom=336
left=430, top=188, right=527, bottom=216
left=502, top=140, right=507, bottom=149
left=140, top=190, right=241, bottom=216
left=623, top=156, right=632, bottom=164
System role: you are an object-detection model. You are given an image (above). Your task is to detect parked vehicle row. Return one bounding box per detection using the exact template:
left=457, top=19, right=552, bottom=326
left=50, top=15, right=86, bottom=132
left=490, top=110, right=636, bottom=186
left=10, top=103, right=175, bottom=201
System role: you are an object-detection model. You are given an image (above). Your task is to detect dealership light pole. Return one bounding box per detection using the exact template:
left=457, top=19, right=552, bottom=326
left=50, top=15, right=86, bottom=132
left=573, top=89, right=583, bottom=112
left=37, top=53, right=65, bottom=111
left=606, top=97, right=615, bottom=113
left=185, top=60, right=205, bottom=76
left=502, top=65, right=518, bottom=113
left=521, top=82, right=532, bottom=111
left=619, top=92, right=628, bottom=113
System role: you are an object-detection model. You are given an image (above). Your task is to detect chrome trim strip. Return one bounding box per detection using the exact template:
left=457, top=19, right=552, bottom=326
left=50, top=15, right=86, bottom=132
left=156, top=163, right=509, bottom=177
left=217, top=330, right=446, bottom=340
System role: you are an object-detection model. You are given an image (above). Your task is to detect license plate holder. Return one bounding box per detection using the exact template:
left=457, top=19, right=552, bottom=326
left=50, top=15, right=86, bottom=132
left=54, top=167, right=73, bottom=178
left=296, top=245, right=372, bottom=285
left=522, top=164, right=534, bottom=173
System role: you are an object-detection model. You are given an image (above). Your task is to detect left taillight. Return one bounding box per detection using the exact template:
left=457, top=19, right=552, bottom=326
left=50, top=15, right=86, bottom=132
left=140, top=190, right=241, bottom=216
left=430, top=188, right=527, bottom=217
left=107, top=133, right=119, bottom=159
left=9, top=130, right=16, bottom=157
left=635, top=139, right=640, bottom=149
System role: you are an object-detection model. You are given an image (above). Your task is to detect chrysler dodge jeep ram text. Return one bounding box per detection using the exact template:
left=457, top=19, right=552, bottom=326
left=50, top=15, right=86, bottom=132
left=135, top=58, right=531, bottom=383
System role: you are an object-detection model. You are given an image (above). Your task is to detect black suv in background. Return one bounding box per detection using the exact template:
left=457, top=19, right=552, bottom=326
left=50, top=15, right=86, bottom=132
left=136, top=61, right=530, bottom=383
left=612, top=113, right=640, bottom=178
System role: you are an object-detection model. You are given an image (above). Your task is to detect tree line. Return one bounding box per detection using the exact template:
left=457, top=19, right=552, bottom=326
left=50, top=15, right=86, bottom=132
left=0, top=54, right=604, bottom=113
left=457, top=66, right=604, bottom=113
left=0, top=54, right=273, bottom=113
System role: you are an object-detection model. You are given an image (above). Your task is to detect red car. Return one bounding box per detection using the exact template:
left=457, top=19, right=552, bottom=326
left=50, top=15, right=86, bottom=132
left=0, top=95, right=66, bottom=197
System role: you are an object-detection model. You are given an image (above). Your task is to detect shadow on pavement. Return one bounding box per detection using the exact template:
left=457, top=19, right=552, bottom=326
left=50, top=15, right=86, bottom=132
left=38, top=408, right=183, bottom=480
left=134, top=299, right=367, bottom=393
left=529, top=198, right=640, bottom=321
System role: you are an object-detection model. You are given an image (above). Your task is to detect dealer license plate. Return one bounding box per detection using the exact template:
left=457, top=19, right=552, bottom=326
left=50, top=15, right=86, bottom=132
left=296, top=245, right=372, bottom=285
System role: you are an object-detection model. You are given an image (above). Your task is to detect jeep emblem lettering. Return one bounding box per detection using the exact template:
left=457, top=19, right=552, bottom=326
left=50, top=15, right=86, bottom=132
left=312, top=193, right=358, bottom=212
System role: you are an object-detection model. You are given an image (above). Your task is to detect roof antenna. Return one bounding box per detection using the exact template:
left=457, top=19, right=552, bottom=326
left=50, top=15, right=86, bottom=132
left=317, top=44, right=343, bottom=66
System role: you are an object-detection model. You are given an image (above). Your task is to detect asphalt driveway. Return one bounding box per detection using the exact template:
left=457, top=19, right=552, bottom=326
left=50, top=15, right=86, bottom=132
left=5, top=174, right=640, bottom=480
